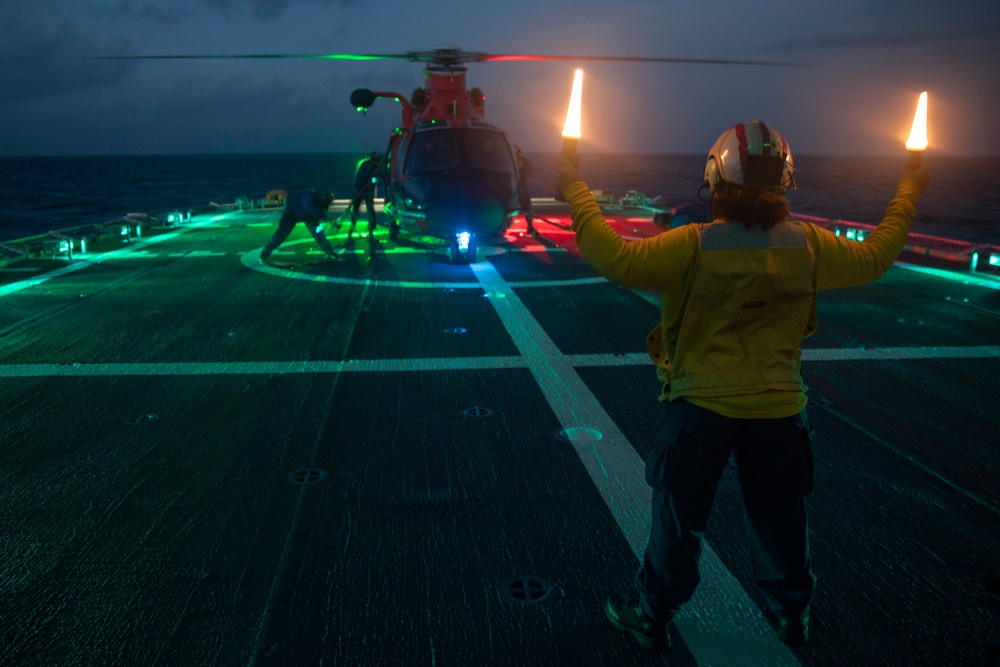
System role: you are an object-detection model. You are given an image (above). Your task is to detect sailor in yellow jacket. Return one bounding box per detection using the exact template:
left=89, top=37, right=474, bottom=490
left=554, top=120, right=930, bottom=651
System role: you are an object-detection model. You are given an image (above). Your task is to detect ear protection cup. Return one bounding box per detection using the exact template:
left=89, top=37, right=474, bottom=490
left=703, top=156, right=721, bottom=194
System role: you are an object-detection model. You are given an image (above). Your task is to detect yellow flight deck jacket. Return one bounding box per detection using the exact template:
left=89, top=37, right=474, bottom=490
left=563, top=179, right=922, bottom=419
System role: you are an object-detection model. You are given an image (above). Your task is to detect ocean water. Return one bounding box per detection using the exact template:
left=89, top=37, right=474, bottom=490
left=1, top=153, right=997, bottom=245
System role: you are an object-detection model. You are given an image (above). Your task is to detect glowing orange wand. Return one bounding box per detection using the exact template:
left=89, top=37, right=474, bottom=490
left=562, top=69, right=583, bottom=163
left=905, top=91, right=928, bottom=167
left=556, top=69, right=583, bottom=201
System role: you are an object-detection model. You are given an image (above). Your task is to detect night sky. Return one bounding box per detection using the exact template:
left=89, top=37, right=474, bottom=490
left=2, top=0, right=998, bottom=157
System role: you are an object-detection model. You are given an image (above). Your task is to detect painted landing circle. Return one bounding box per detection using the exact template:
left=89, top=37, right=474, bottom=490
left=240, top=237, right=608, bottom=289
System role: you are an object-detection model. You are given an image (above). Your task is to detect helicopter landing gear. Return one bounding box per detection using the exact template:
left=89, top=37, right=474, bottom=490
left=447, top=232, right=477, bottom=264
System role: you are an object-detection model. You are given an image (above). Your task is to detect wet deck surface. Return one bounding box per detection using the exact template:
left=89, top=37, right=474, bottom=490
left=1, top=205, right=999, bottom=666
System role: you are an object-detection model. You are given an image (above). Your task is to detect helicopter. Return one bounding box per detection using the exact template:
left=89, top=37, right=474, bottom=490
left=349, top=49, right=527, bottom=263
left=96, top=47, right=795, bottom=263
left=345, top=48, right=796, bottom=263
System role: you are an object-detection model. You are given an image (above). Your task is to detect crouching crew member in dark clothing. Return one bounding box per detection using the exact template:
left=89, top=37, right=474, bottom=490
left=555, top=120, right=930, bottom=652
left=260, top=189, right=337, bottom=261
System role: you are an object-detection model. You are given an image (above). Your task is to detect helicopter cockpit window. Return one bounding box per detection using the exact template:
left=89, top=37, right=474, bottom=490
left=463, top=129, right=514, bottom=174
left=406, top=129, right=515, bottom=176
left=407, top=133, right=459, bottom=174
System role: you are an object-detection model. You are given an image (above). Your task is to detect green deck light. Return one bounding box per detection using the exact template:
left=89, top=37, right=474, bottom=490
left=989, top=252, right=1000, bottom=267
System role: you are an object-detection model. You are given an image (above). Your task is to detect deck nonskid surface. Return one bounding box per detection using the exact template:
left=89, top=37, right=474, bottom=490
left=1, top=208, right=998, bottom=666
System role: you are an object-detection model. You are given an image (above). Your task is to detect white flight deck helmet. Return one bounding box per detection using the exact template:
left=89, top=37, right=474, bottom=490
left=703, top=120, right=796, bottom=193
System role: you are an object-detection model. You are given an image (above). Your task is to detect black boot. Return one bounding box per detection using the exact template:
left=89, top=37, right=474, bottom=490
left=775, top=607, right=809, bottom=646
left=605, top=595, right=671, bottom=652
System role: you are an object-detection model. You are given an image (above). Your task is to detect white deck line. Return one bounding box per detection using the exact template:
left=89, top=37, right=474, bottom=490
left=1, top=346, right=996, bottom=378
left=471, top=261, right=801, bottom=666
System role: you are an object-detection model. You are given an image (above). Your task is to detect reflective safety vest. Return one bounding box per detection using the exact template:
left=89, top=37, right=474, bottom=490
left=655, top=220, right=815, bottom=403
left=563, top=178, right=919, bottom=419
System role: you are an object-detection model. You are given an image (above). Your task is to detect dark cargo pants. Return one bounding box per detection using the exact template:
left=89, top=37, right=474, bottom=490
left=261, top=213, right=334, bottom=259
left=636, top=398, right=816, bottom=623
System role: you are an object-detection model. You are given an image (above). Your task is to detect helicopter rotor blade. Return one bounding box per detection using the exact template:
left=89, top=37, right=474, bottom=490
left=89, top=48, right=801, bottom=67
left=89, top=53, right=421, bottom=61
left=480, top=54, right=800, bottom=67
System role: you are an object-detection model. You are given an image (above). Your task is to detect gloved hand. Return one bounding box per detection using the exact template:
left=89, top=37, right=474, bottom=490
left=900, top=157, right=931, bottom=198
left=555, top=155, right=585, bottom=199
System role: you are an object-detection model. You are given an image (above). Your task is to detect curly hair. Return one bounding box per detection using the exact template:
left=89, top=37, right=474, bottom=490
left=710, top=181, right=790, bottom=230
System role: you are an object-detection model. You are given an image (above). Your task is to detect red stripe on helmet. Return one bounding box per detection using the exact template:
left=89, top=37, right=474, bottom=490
left=734, top=123, right=749, bottom=170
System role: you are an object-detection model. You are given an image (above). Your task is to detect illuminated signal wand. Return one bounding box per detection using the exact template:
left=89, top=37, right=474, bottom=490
left=556, top=69, right=583, bottom=202
left=905, top=91, right=928, bottom=167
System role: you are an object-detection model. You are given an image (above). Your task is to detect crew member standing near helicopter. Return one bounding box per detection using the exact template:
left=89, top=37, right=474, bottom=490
left=348, top=152, right=383, bottom=241
left=554, top=120, right=930, bottom=652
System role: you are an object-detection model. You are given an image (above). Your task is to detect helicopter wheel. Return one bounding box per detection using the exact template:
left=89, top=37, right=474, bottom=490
left=447, top=236, right=477, bottom=264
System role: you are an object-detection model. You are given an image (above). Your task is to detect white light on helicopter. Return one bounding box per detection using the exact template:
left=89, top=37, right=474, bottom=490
left=905, top=91, right=928, bottom=152
left=458, top=232, right=471, bottom=252
left=561, top=69, right=583, bottom=141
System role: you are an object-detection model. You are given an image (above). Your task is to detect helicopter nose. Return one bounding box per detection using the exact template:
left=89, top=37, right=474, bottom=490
left=424, top=182, right=505, bottom=235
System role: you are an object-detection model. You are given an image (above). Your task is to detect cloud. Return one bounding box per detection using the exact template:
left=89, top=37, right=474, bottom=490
left=197, top=0, right=359, bottom=20
left=0, top=14, right=135, bottom=101
left=84, top=1, right=189, bottom=24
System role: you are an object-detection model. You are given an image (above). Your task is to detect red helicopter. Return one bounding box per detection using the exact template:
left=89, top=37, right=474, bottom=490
left=345, top=48, right=793, bottom=263
left=349, top=49, right=525, bottom=263
left=98, top=47, right=794, bottom=263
